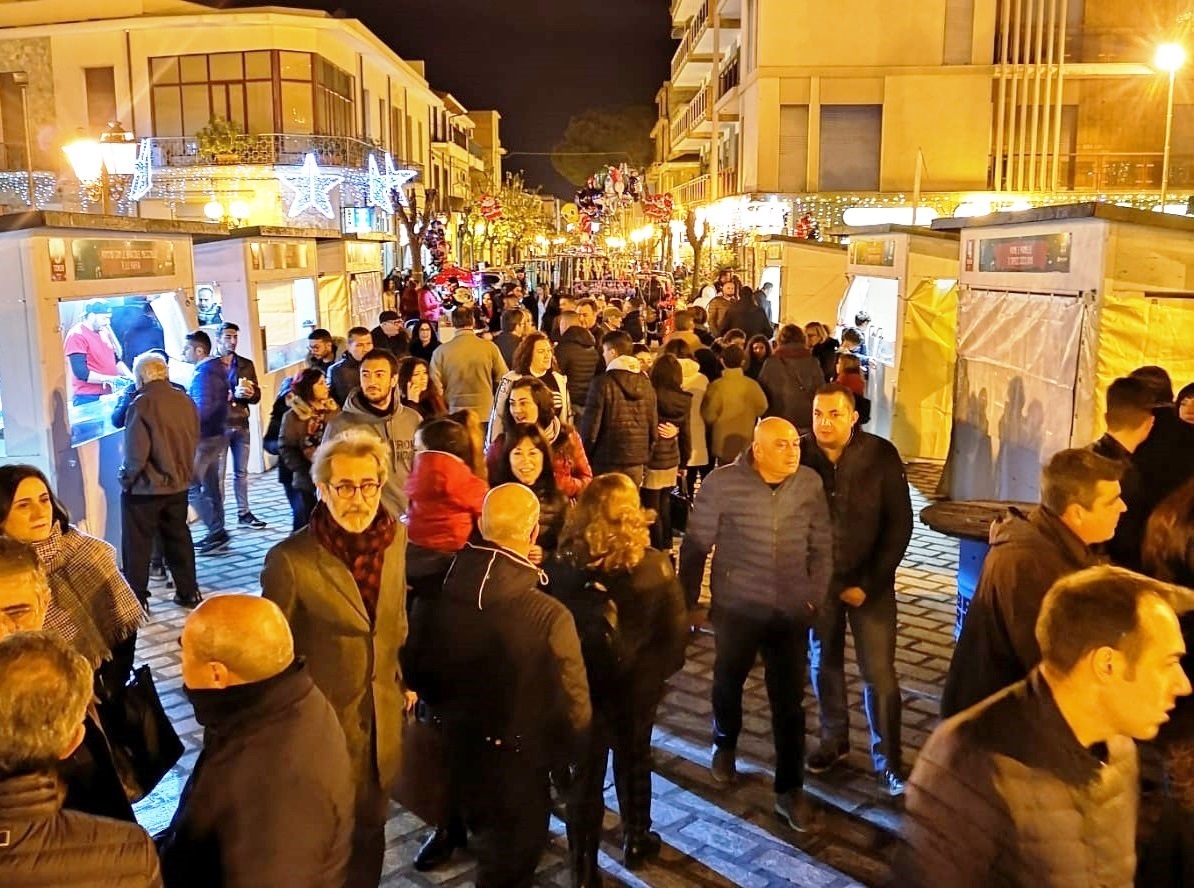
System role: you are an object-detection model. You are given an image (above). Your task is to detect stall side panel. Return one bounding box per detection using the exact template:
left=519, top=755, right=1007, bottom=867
left=891, top=280, right=958, bottom=461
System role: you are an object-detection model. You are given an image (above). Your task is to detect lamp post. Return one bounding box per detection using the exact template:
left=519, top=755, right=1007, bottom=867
left=11, top=72, right=33, bottom=207
left=63, top=121, right=138, bottom=215
left=1155, top=43, right=1186, bottom=211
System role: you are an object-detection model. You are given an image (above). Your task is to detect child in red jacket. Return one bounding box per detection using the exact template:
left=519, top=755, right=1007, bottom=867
left=835, top=352, right=866, bottom=398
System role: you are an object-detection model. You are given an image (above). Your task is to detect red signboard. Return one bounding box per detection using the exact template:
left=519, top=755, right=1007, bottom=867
left=977, top=233, right=1071, bottom=274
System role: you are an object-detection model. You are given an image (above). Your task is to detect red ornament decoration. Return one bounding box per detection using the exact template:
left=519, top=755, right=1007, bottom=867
left=479, top=193, right=503, bottom=222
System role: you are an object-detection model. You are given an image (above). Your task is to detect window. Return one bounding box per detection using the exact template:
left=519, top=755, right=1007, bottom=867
left=0, top=73, right=31, bottom=168
left=391, top=106, right=403, bottom=156
left=315, top=57, right=355, bottom=137
left=257, top=278, right=318, bottom=372
left=84, top=68, right=118, bottom=132
left=943, top=0, right=975, bottom=64
left=362, top=89, right=371, bottom=138
left=819, top=105, right=882, bottom=191
left=778, top=105, right=809, bottom=192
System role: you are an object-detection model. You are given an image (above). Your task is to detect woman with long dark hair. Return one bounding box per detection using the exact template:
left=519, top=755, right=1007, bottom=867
left=486, top=376, right=591, bottom=499
left=642, top=355, right=691, bottom=554
left=410, top=319, right=441, bottom=362
left=745, top=334, right=772, bottom=380
left=488, top=331, right=571, bottom=444
left=398, top=356, right=448, bottom=419
left=278, top=368, right=338, bottom=531
left=491, top=423, right=568, bottom=563
left=551, top=474, right=688, bottom=883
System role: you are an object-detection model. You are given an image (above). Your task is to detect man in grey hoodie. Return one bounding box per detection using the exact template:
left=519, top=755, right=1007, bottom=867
left=323, top=349, right=420, bottom=518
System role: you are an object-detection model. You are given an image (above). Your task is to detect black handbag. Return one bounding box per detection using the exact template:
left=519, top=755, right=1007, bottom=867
left=670, top=475, right=692, bottom=534
left=95, top=665, right=184, bottom=803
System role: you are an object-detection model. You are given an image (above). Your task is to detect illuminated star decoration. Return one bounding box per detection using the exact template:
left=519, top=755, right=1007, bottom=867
left=367, top=152, right=418, bottom=212
left=128, top=138, right=153, bottom=202
left=277, top=153, right=343, bottom=219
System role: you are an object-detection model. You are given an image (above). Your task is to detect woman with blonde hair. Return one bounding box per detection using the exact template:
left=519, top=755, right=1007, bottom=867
left=550, top=473, right=689, bottom=884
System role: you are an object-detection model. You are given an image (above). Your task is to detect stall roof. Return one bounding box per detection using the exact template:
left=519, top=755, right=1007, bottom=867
left=220, top=225, right=345, bottom=242
left=0, top=210, right=226, bottom=237
left=931, top=201, right=1194, bottom=234
left=757, top=234, right=847, bottom=252
left=831, top=224, right=959, bottom=241
left=342, top=231, right=397, bottom=244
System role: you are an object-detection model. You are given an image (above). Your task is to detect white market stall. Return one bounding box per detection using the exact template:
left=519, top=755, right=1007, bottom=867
left=837, top=225, right=960, bottom=461
left=317, top=234, right=391, bottom=334
left=933, top=202, right=1194, bottom=502
left=194, top=227, right=327, bottom=474
left=755, top=234, right=847, bottom=328
left=0, top=212, right=206, bottom=546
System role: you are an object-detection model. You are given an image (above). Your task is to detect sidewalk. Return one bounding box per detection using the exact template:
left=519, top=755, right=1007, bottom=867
left=133, top=462, right=958, bottom=887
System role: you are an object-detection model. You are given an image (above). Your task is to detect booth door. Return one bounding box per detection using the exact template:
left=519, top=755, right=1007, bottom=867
left=943, top=289, right=1085, bottom=502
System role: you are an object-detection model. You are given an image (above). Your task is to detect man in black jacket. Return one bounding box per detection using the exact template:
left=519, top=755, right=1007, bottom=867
left=758, top=324, right=826, bottom=433
left=215, top=323, right=266, bottom=530
left=159, top=595, right=354, bottom=888
left=580, top=330, right=658, bottom=485
left=556, top=311, right=599, bottom=422
left=722, top=288, right=773, bottom=341
left=802, top=384, right=913, bottom=796
left=402, top=484, right=591, bottom=888
left=370, top=310, right=411, bottom=357
left=327, top=327, right=373, bottom=407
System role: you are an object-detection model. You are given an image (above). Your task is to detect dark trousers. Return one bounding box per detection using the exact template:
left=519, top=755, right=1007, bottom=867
left=347, top=774, right=388, bottom=888
left=284, top=484, right=317, bottom=532
left=121, top=491, right=199, bottom=601
left=809, top=589, right=902, bottom=773
left=465, top=747, right=551, bottom=888
left=571, top=699, right=658, bottom=848
left=639, top=486, right=674, bottom=553
left=711, top=608, right=809, bottom=794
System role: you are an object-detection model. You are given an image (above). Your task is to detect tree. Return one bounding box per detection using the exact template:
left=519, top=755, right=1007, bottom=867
left=393, top=185, right=438, bottom=281
left=551, top=106, right=656, bottom=187
left=685, top=207, right=709, bottom=297
left=489, top=173, right=551, bottom=264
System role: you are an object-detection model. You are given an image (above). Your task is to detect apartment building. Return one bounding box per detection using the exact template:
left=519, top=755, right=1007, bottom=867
left=0, top=0, right=499, bottom=233
left=656, top=0, right=1192, bottom=213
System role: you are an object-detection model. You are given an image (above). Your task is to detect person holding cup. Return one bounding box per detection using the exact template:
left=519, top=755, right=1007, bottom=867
left=216, top=322, right=267, bottom=530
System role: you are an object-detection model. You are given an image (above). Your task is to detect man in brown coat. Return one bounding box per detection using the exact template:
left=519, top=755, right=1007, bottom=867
left=261, top=430, right=411, bottom=887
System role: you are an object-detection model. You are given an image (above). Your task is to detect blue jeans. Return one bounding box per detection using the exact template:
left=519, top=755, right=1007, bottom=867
left=221, top=425, right=251, bottom=515
left=189, top=436, right=226, bottom=535
left=809, top=588, right=903, bottom=773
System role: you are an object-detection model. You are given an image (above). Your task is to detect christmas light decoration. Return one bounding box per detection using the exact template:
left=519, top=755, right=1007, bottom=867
left=277, top=153, right=343, bottom=219
left=366, top=152, right=417, bottom=213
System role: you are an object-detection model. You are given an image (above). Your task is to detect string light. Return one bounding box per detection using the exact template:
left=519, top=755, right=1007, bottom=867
left=0, top=172, right=58, bottom=208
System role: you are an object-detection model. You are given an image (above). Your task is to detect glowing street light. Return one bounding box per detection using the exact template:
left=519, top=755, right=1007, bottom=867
left=63, top=121, right=139, bottom=214
left=1154, top=43, right=1186, bottom=210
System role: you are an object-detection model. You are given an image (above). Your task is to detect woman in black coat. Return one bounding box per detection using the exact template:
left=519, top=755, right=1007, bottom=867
left=641, top=354, right=691, bottom=554
left=805, top=321, right=840, bottom=382
left=550, top=474, right=689, bottom=884
left=491, top=423, right=569, bottom=563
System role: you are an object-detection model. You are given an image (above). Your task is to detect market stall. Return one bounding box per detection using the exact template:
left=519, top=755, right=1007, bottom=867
left=932, top=202, right=1194, bottom=502
left=317, top=234, right=391, bottom=335
left=0, top=212, right=208, bottom=545
left=756, top=234, right=847, bottom=327
left=194, top=226, right=325, bottom=474
left=836, top=225, right=960, bottom=461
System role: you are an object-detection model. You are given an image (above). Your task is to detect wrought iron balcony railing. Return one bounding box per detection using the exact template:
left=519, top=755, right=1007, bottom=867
left=146, top=133, right=422, bottom=173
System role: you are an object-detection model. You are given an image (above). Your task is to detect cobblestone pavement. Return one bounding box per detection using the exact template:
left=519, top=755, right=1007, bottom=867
left=133, top=462, right=957, bottom=887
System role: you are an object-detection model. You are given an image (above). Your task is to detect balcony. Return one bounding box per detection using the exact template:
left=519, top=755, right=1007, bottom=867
left=672, top=168, right=738, bottom=207
left=716, top=50, right=741, bottom=113
left=671, top=0, right=712, bottom=87
left=670, top=86, right=711, bottom=152
left=994, top=152, right=1194, bottom=192
left=147, top=133, right=422, bottom=175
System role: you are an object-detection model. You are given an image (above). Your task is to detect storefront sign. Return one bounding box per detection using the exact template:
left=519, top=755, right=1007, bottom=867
left=977, top=233, right=1072, bottom=274
left=48, top=238, right=68, bottom=282
left=72, top=239, right=176, bottom=281
left=849, top=238, right=896, bottom=268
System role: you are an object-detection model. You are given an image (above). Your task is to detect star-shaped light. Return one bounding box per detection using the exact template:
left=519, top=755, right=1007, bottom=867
left=128, top=138, right=153, bottom=202
left=367, top=152, right=418, bottom=212
left=277, top=153, right=343, bottom=219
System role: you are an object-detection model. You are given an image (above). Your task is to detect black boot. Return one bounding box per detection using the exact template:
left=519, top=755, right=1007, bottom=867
left=413, top=826, right=464, bottom=872
left=622, top=830, right=662, bottom=870
left=568, top=828, right=602, bottom=888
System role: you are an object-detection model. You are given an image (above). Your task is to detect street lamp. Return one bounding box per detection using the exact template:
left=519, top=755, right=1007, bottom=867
left=63, top=121, right=138, bottom=214
left=1155, top=43, right=1186, bottom=210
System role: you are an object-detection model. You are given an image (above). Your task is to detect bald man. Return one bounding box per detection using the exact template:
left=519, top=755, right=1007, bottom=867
left=679, top=416, right=833, bottom=833
left=402, top=484, right=591, bottom=888
left=159, top=595, right=354, bottom=888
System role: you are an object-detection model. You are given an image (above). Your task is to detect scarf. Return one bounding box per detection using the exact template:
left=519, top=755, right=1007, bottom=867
left=33, top=525, right=145, bottom=667
left=308, top=502, right=397, bottom=624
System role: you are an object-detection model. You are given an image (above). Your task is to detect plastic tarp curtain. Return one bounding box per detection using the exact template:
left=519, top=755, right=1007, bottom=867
left=319, top=275, right=350, bottom=343
left=941, top=290, right=1085, bottom=503
left=890, top=280, right=958, bottom=462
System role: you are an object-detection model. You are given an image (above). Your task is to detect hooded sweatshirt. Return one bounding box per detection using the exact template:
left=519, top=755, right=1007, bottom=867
left=322, top=391, right=420, bottom=518
left=404, top=450, right=489, bottom=553
left=579, top=355, right=658, bottom=470
left=678, top=357, right=710, bottom=467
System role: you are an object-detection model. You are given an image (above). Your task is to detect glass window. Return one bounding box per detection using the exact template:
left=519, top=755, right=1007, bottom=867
left=257, top=278, right=318, bottom=372
left=179, top=55, right=208, bottom=83
left=58, top=292, right=190, bottom=448
left=246, top=82, right=273, bottom=134
left=228, top=84, right=246, bottom=130
left=152, top=86, right=183, bottom=137
left=279, top=51, right=312, bottom=81
left=211, top=87, right=228, bottom=122
left=182, top=84, right=212, bottom=136
left=151, top=57, right=179, bottom=85
left=245, top=51, right=272, bottom=80
left=209, top=52, right=243, bottom=82
left=280, top=82, right=314, bottom=134
left=84, top=68, right=118, bottom=132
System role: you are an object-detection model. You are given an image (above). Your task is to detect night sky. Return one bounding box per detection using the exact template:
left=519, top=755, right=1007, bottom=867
left=215, top=0, right=674, bottom=198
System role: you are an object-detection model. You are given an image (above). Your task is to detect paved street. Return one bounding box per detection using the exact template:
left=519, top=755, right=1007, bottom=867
left=133, top=462, right=958, bottom=887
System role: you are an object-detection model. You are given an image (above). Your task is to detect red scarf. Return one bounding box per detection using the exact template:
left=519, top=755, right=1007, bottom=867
left=308, top=502, right=397, bottom=624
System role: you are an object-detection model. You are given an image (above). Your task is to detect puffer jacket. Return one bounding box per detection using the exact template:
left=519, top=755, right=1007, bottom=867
left=678, top=449, right=833, bottom=618
left=555, top=326, right=601, bottom=420
left=187, top=356, right=229, bottom=440
left=758, top=345, right=826, bottom=431
left=940, top=505, right=1099, bottom=717
left=401, top=539, right=592, bottom=770
left=900, top=669, right=1138, bottom=888
left=322, top=391, right=420, bottom=518
left=0, top=771, right=162, bottom=887
left=580, top=356, right=658, bottom=471
left=649, top=385, right=692, bottom=471
left=404, top=450, right=489, bottom=553
left=799, top=430, right=913, bottom=595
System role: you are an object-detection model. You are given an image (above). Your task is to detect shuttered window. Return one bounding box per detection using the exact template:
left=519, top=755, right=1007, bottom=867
left=819, top=105, right=881, bottom=191
left=778, top=105, right=808, bottom=192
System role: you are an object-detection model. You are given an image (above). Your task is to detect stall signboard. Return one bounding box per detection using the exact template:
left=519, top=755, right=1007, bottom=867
left=849, top=238, right=896, bottom=268
left=974, top=232, right=1072, bottom=274
left=342, top=206, right=386, bottom=235
left=70, top=239, right=176, bottom=281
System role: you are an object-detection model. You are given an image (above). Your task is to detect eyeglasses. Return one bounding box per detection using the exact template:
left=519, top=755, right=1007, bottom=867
left=330, top=481, right=382, bottom=500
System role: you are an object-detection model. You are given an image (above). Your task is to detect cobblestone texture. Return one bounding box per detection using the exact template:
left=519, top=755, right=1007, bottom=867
left=132, top=461, right=957, bottom=886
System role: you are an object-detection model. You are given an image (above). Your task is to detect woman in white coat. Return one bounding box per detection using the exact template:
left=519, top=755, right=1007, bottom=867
left=487, top=331, right=570, bottom=446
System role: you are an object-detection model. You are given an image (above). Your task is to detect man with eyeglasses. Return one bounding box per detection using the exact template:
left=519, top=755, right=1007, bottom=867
left=262, top=429, right=412, bottom=888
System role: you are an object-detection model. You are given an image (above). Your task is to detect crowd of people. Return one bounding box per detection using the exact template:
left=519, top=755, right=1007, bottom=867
left=0, top=263, right=1191, bottom=888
